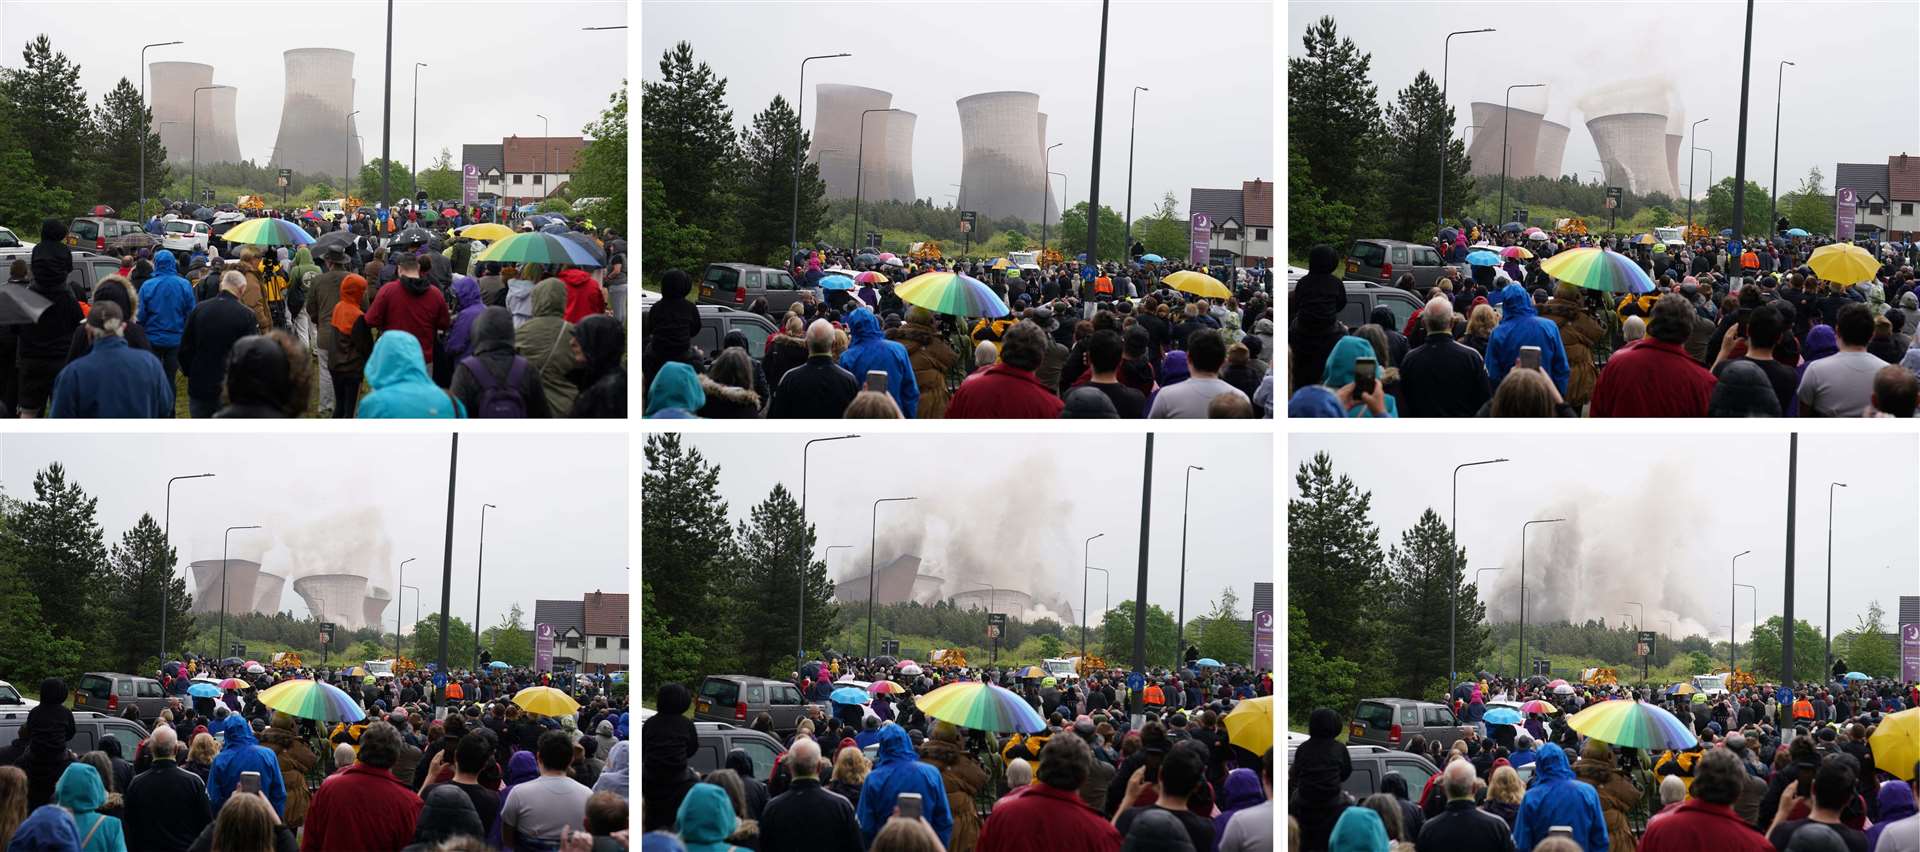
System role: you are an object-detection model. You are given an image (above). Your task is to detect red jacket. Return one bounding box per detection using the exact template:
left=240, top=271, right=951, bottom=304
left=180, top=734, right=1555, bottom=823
left=300, top=763, right=422, bottom=852
left=946, top=363, right=1064, bottom=419
left=558, top=268, right=606, bottom=323
left=976, top=783, right=1120, bottom=852
left=1638, top=798, right=1772, bottom=852
left=365, top=277, right=452, bottom=363
left=1590, top=338, right=1716, bottom=417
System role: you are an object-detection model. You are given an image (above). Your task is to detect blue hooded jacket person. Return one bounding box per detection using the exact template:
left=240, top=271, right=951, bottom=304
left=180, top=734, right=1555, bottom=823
left=1485, top=283, right=1572, bottom=394
left=48, top=307, right=173, bottom=419
left=644, top=361, right=704, bottom=419
left=1321, top=335, right=1398, bottom=418
left=1327, top=805, right=1389, bottom=852
left=53, top=763, right=124, bottom=852
left=838, top=307, right=919, bottom=418
left=207, top=715, right=288, bottom=818
left=10, top=804, right=82, bottom=852
left=357, top=331, right=464, bottom=418
left=856, top=723, right=952, bottom=848
left=137, top=250, right=196, bottom=351
left=1512, top=742, right=1608, bottom=852
left=674, top=783, right=742, bottom=852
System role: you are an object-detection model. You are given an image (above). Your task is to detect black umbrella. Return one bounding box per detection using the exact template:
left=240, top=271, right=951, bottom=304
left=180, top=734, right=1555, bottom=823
left=192, top=207, right=216, bottom=221
left=392, top=227, right=435, bottom=247
left=311, top=230, right=357, bottom=257
left=1526, top=674, right=1549, bottom=687
left=559, top=231, right=606, bottom=264
left=0, top=285, right=52, bottom=325
left=539, top=222, right=570, bottom=235
left=1501, top=221, right=1525, bottom=233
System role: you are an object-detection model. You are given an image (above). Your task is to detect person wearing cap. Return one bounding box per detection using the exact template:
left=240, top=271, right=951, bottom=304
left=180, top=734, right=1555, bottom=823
left=47, top=301, right=172, bottom=418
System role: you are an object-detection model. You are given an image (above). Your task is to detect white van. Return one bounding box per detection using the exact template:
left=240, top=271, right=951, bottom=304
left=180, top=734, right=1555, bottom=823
left=161, top=218, right=210, bottom=254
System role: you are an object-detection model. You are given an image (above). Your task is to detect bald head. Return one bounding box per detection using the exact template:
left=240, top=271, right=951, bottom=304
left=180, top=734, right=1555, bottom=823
left=807, top=319, right=835, bottom=355
left=789, top=736, right=821, bottom=778
left=151, top=724, right=178, bottom=755
left=1443, top=759, right=1477, bottom=799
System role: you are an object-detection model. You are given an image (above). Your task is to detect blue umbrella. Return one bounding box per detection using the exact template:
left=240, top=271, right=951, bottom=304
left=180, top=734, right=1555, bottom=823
left=187, top=682, right=222, bottom=698
left=1844, top=671, right=1870, bottom=681
left=488, top=661, right=510, bottom=670
left=830, top=687, right=871, bottom=705
left=818, top=274, right=856, bottom=291
left=1466, top=250, right=1501, bottom=267
left=540, top=222, right=570, bottom=235
left=1194, top=658, right=1224, bottom=668
left=1483, top=707, right=1524, bottom=725
left=1440, top=227, right=1459, bottom=242
left=1141, top=253, right=1165, bottom=263
left=1786, top=228, right=1810, bottom=237
left=1720, top=228, right=1734, bottom=237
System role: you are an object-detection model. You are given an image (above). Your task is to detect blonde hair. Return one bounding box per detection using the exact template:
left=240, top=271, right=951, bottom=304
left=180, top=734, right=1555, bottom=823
left=1488, top=765, right=1525, bottom=804
left=211, top=789, right=278, bottom=852
left=832, top=747, right=870, bottom=786
left=832, top=329, right=850, bottom=357
left=189, top=733, right=220, bottom=765
left=870, top=817, right=945, bottom=852
left=1466, top=304, right=1498, bottom=338
left=844, top=390, right=903, bottom=418
left=1491, top=367, right=1559, bottom=417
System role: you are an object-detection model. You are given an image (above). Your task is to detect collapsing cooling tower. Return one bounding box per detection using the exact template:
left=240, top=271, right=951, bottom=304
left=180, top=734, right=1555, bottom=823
left=1466, top=103, right=1545, bottom=180
left=188, top=559, right=262, bottom=615
left=1588, top=112, right=1676, bottom=199
left=1535, top=121, right=1570, bottom=180
left=250, top=571, right=286, bottom=616
left=148, top=62, right=242, bottom=165
left=293, top=573, right=370, bottom=632
left=364, top=588, right=392, bottom=635
left=957, top=91, right=1048, bottom=222
left=879, top=110, right=917, bottom=204
left=269, top=49, right=364, bottom=181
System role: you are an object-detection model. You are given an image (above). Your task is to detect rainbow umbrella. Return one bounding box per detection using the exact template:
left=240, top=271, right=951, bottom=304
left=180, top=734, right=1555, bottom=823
left=220, top=217, right=316, bottom=247
left=1566, top=699, right=1697, bottom=750
left=1224, top=696, right=1273, bottom=756
left=817, top=274, right=856, bottom=291
left=1165, top=269, right=1232, bottom=299
left=472, top=231, right=603, bottom=268
left=256, top=678, right=365, bottom=723
left=1665, top=682, right=1697, bottom=696
left=512, top=686, right=581, bottom=717
left=1807, top=243, right=1879, bottom=285
left=854, top=270, right=888, bottom=285
left=895, top=271, right=1010, bottom=317
left=867, top=680, right=907, bottom=695
left=344, top=665, right=368, bottom=677
left=916, top=681, right=1045, bottom=733
left=1012, top=665, right=1046, bottom=679
left=1539, top=247, right=1654, bottom=294
left=1501, top=246, right=1534, bottom=260
left=1518, top=699, right=1559, bottom=715
left=1636, top=233, right=1658, bottom=246
left=454, top=223, right=515, bottom=242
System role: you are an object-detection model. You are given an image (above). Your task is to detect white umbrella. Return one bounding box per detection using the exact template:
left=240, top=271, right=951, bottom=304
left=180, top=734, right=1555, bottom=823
left=1553, top=683, right=1575, bottom=695
left=898, top=664, right=923, bottom=676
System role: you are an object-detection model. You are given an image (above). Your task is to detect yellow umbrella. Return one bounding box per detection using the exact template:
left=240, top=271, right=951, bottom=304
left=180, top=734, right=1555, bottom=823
left=1223, top=695, right=1272, bottom=756
left=1807, top=243, right=1880, bottom=285
left=1870, top=707, right=1918, bottom=780
left=512, top=686, right=581, bottom=717
left=1165, top=270, right=1232, bottom=300
left=454, top=223, right=516, bottom=242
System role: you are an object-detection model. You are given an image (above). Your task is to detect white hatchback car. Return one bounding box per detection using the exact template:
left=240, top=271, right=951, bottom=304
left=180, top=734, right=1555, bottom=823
left=0, top=679, right=39, bottom=711
left=162, top=218, right=211, bottom=254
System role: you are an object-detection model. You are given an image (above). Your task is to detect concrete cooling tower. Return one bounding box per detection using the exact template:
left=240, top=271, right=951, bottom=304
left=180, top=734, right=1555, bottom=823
left=1535, top=121, right=1570, bottom=180
left=958, top=91, right=1048, bottom=222
left=1036, top=112, right=1060, bottom=222
left=293, top=573, right=370, bottom=632
left=363, top=588, right=392, bottom=634
left=250, top=571, right=286, bottom=616
left=879, top=110, right=916, bottom=204
left=1465, top=103, right=1545, bottom=180
left=188, top=559, right=263, bottom=615
left=811, top=84, right=893, bottom=200
left=1666, top=134, right=1684, bottom=198
left=949, top=587, right=1035, bottom=616
left=1588, top=112, right=1675, bottom=198
left=270, top=49, right=364, bottom=180
left=149, top=62, right=241, bottom=165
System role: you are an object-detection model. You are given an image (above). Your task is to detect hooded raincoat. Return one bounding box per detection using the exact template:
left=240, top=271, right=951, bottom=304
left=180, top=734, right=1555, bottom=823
left=838, top=308, right=920, bottom=418
left=1322, top=335, right=1398, bottom=418
left=558, top=267, right=606, bottom=323
left=514, top=277, right=580, bottom=415
left=208, top=715, right=288, bottom=818
left=645, top=361, right=704, bottom=418
left=675, top=783, right=743, bottom=852
left=449, top=306, right=550, bottom=418
left=1513, top=742, right=1607, bottom=852
left=1485, top=283, right=1572, bottom=394
left=357, top=331, right=464, bottom=418
left=443, top=276, right=487, bottom=365
left=570, top=314, right=626, bottom=418
left=1212, top=768, right=1266, bottom=847
left=138, top=250, right=196, bottom=349
left=55, top=762, right=125, bottom=852
left=591, top=741, right=629, bottom=798
left=857, top=724, right=953, bottom=848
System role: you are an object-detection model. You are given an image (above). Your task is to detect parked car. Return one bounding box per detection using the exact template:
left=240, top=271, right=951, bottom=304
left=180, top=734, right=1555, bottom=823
left=690, top=305, right=779, bottom=365
left=1349, top=697, right=1473, bottom=749
left=693, top=675, right=812, bottom=733
left=690, top=721, right=787, bottom=780
left=72, top=672, right=170, bottom=723
left=1287, top=743, right=1441, bottom=801
left=1284, top=278, right=1426, bottom=334
left=571, top=197, right=608, bottom=212
left=1346, top=239, right=1450, bottom=291
left=0, top=226, right=25, bottom=249
left=161, top=218, right=212, bottom=254
left=0, top=710, right=147, bottom=759
left=0, top=247, right=122, bottom=297
left=698, top=262, right=813, bottom=314
left=0, top=680, right=38, bottom=710
left=66, top=217, right=144, bottom=253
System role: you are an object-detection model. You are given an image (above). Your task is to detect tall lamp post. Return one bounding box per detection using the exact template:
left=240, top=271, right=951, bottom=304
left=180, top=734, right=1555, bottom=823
left=799, top=435, right=859, bottom=669
left=1125, top=86, right=1148, bottom=253
left=1825, top=481, right=1846, bottom=677
left=160, top=473, right=215, bottom=660
left=1497, top=83, right=1544, bottom=228
left=1516, top=518, right=1565, bottom=677
left=411, top=62, right=428, bottom=200
left=789, top=53, right=851, bottom=266
left=536, top=114, right=550, bottom=201
left=140, top=40, right=184, bottom=223
left=1450, top=458, right=1508, bottom=680
left=851, top=108, right=901, bottom=255
left=1437, top=29, right=1494, bottom=226
left=1768, top=60, right=1795, bottom=231
left=345, top=110, right=361, bottom=198
left=1084, top=566, right=1109, bottom=657
left=190, top=84, right=233, bottom=203
left=1080, top=533, right=1104, bottom=657
left=866, top=497, right=917, bottom=659
left=472, top=503, right=496, bottom=670
left=1730, top=550, right=1751, bottom=670
left=1686, top=117, right=1710, bottom=231
left=1694, top=148, right=1715, bottom=207
left=1735, top=584, right=1757, bottom=672
left=399, top=584, right=421, bottom=661
left=395, top=557, right=416, bottom=661
left=1176, top=465, right=1204, bottom=669
left=1042, top=142, right=1063, bottom=252
left=217, top=524, right=261, bottom=659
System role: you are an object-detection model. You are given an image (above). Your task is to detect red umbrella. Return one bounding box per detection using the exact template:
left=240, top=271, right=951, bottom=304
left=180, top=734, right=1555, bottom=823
left=442, top=208, right=458, bottom=217
left=90, top=204, right=115, bottom=216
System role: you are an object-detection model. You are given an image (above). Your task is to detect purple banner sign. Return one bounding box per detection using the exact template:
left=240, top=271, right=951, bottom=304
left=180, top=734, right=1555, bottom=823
left=1189, top=213, right=1212, bottom=266
left=535, top=622, right=554, bottom=673
left=1902, top=622, right=1920, bottom=682
left=1836, top=187, right=1857, bottom=241
left=462, top=163, right=481, bottom=206
left=1254, top=608, right=1273, bottom=671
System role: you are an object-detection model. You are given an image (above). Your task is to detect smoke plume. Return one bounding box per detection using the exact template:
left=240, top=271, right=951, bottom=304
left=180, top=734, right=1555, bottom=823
left=1577, top=75, right=1677, bottom=122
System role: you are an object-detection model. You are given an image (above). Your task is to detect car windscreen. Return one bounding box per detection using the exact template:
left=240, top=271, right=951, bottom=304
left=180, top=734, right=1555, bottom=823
left=165, top=221, right=197, bottom=234
left=75, top=675, right=113, bottom=699
left=0, top=684, right=24, bottom=705
left=0, top=231, right=19, bottom=248
left=1353, top=701, right=1394, bottom=730
left=1349, top=242, right=1386, bottom=268
left=69, top=220, right=100, bottom=241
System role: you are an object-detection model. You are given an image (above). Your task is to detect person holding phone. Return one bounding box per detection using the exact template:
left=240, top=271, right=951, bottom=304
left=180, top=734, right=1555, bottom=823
left=856, top=724, right=952, bottom=848
left=1763, top=756, right=1870, bottom=852
left=1484, top=281, right=1572, bottom=396
left=837, top=307, right=920, bottom=418
left=1320, top=336, right=1396, bottom=417
left=206, top=716, right=287, bottom=820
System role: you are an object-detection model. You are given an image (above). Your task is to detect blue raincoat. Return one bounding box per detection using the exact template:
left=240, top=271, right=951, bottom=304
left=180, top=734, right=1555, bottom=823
left=1512, top=742, right=1607, bottom=852
left=856, top=723, right=952, bottom=847
left=357, top=331, right=464, bottom=418
left=674, top=783, right=740, bottom=852
left=1485, top=283, right=1571, bottom=394
left=207, top=715, right=288, bottom=818
left=1321, top=336, right=1398, bottom=418
left=837, top=308, right=919, bottom=418
left=644, top=361, right=704, bottom=419
left=137, top=249, right=196, bottom=348
left=54, top=763, right=124, bottom=852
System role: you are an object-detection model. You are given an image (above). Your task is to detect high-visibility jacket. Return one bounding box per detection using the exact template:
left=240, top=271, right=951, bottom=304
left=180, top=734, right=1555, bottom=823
left=1095, top=275, right=1113, bottom=295
left=1143, top=684, right=1165, bottom=706
left=1793, top=698, right=1814, bottom=719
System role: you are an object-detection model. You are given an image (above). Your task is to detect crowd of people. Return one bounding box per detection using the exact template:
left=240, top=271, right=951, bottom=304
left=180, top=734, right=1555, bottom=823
left=1288, top=230, right=1920, bottom=418
left=5, top=203, right=626, bottom=418
left=1290, top=672, right=1920, bottom=852
left=640, top=653, right=1275, bottom=851
left=642, top=250, right=1278, bottom=419
left=0, top=655, right=632, bottom=851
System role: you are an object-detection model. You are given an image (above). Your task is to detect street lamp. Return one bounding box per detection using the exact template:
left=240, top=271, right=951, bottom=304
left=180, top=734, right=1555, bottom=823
left=472, top=503, right=496, bottom=670
left=1517, top=518, right=1565, bottom=677
left=1694, top=148, right=1715, bottom=208
left=345, top=110, right=361, bottom=198
left=217, top=525, right=261, bottom=659
left=190, top=84, right=233, bottom=203
left=1125, top=86, right=1148, bottom=253
left=1451, top=458, right=1508, bottom=680
left=395, top=557, right=416, bottom=661
left=1085, top=566, right=1109, bottom=656
left=536, top=114, right=550, bottom=201
left=1081, top=533, right=1104, bottom=657
left=1769, top=60, right=1796, bottom=232
left=1735, top=584, right=1757, bottom=672
left=1498, top=83, right=1545, bottom=228
left=412, top=62, right=428, bottom=200
left=867, top=497, right=917, bottom=659
left=1826, top=482, right=1846, bottom=677
left=1730, top=549, right=1751, bottom=670
left=399, top=584, right=421, bottom=660
left=789, top=53, right=851, bottom=266
left=580, top=25, right=627, bottom=30
left=1437, top=29, right=1494, bottom=226
left=140, top=40, right=184, bottom=223
left=852, top=108, right=902, bottom=255
left=1042, top=142, right=1063, bottom=252
left=1176, top=465, right=1203, bottom=669
left=1687, top=117, right=1710, bottom=231
left=799, top=435, right=859, bottom=669
left=160, top=473, right=215, bottom=659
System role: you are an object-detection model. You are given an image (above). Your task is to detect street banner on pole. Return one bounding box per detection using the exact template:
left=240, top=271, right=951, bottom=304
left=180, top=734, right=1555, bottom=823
left=1189, top=213, right=1211, bottom=266
left=1836, top=187, right=1857, bottom=240
left=462, top=163, right=480, bottom=206
left=1254, top=609, right=1273, bottom=671
left=1902, top=622, right=1920, bottom=682
left=535, top=622, right=554, bottom=672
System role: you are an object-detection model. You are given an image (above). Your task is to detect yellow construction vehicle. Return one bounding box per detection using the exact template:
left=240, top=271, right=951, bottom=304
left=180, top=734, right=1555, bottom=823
left=1580, top=667, right=1618, bottom=685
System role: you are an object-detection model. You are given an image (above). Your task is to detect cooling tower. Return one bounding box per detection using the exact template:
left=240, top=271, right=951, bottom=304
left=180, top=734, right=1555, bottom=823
left=1666, top=134, right=1683, bottom=199
left=811, top=84, right=892, bottom=200
left=270, top=49, right=364, bottom=180
left=1036, top=112, right=1059, bottom=222
left=188, top=559, right=262, bottom=615
left=948, top=588, right=1036, bottom=617
left=1588, top=113, right=1675, bottom=198
left=250, top=571, right=286, bottom=616
left=1535, top=121, right=1570, bottom=180
left=879, top=110, right=916, bottom=203
left=958, top=91, right=1047, bottom=222
left=1465, top=103, right=1545, bottom=180
left=293, top=573, right=370, bottom=632
left=364, top=588, right=392, bottom=635
left=149, top=62, right=240, bottom=165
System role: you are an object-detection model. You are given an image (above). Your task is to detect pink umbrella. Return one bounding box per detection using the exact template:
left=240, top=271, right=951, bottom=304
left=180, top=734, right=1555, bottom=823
left=1547, top=679, right=1570, bottom=689
left=854, top=271, right=888, bottom=284
left=1501, top=246, right=1534, bottom=260
left=876, top=252, right=898, bottom=262
left=894, top=659, right=918, bottom=668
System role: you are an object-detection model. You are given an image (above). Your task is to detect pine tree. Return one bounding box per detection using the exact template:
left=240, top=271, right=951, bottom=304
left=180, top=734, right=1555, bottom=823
left=1287, top=452, right=1385, bottom=655
left=103, top=513, right=193, bottom=673
left=1380, top=70, right=1473, bottom=241
left=1193, top=586, right=1253, bottom=666
left=1136, top=192, right=1189, bottom=260
left=574, top=82, right=628, bottom=231
left=641, top=42, right=737, bottom=227
left=1288, top=17, right=1380, bottom=207
left=2, top=464, right=109, bottom=649
left=0, top=35, right=93, bottom=196
left=734, top=94, right=826, bottom=267
left=88, top=77, right=169, bottom=217
left=720, top=483, right=832, bottom=678
left=1382, top=509, right=1486, bottom=699
left=485, top=603, right=534, bottom=666
left=419, top=147, right=462, bottom=202
left=641, top=435, right=731, bottom=638
left=0, top=506, right=87, bottom=686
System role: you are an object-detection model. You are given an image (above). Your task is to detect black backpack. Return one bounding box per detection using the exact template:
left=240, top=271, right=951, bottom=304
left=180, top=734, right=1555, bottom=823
left=461, top=355, right=528, bottom=418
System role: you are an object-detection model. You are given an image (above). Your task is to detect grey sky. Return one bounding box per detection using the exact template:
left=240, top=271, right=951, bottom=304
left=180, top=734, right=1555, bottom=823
left=1288, top=1, right=1918, bottom=201
left=1288, top=433, right=1917, bottom=647
left=642, top=1, right=1275, bottom=220
left=0, top=0, right=627, bottom=174
left=652, top=432, right=1273, bottom=628
left=0, top=433, right=628, bottom=634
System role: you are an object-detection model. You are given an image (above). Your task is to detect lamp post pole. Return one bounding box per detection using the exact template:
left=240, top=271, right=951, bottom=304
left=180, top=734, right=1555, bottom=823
left=1081, top=533, right=1104, bottom=658
left=1437, top=29, right=1494, bottom=226
left=852, top=109, right=901, bottom=255
left=1687, top=117, right=1709, bottom=232
left=1084, top=566, right=1109, bottom=657
left=1826, top=482, right=1846, bottom=677
left=1042, top=142, right=1062, bottom=252
left=399, top=584, right=421, bottom=661
left=1176, top=465, right=1204, bottom=670
left=190, top=84, right=232, bottom=204
left=412, top=62, right=428, bottom=200
left=1730, top=550, right=1751, bottom=671
left=790, top=53, right=851, bottom=266
left=1694, top=148, right=1715, bottom=207
left=1517, top=518, right=1565, bottom=677
left=217, top=525, right=261, bottom=659
left=1451, top=458, right=1508, bottom=680
left=473, top=503, right=496, bottom=670
left=1769, top=60, right=1795, bottom=231
left=396, top=557, right=416, bottom=661
left=800, top=435, right=859, bottom=670
left=1125, top=86, right=1147, bottom=253
left=536, top=114, right=549, bottom=201
left=867, top=497, right=917, bottom=659
left=1498, top=83, right=1544, bottom=229
left=140, top=40, right=183, bottom=224
left=161, top=473, right=215, bottom=660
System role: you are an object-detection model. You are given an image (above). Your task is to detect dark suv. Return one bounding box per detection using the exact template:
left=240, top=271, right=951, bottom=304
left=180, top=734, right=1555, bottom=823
left=1288, top=743, right=1441, bottom=801
left=1347, top=239, right=1450, bottom=291
left=0, top=709, right=148, bottom=758
left=1349, top=698, right=1473, bottom=749
left=691, top=721, right=787, bottom=780
left=73, top=673, right=170, bottom=723
left=1284, top=278, right=1425, bottom=334
left=693, top=675, right=812, bottom=733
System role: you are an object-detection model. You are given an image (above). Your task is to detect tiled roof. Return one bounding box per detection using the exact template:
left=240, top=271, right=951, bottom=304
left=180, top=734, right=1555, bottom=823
left=1189, top=188, right=1242, bottom=228
left=1834, top=162, right=1889, bottom=200
left=461, top=144, right=503, bottom=174
left=503, top=136, right=587, bottom=173
left=1241, top=179, right=1272, bottom=227
left=1888, top=154, right=1920, bottom=202
left=583, top=591, right=628, bottom=636
left=532, top=600, right=584, bottom=636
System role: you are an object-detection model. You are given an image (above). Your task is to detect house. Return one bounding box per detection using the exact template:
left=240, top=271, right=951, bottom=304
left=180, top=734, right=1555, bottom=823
left=531, top=599, right=584, bottom=671
left=503, top=135, right=587, bottom=205
left=1834, top=156, right=1920, bottom=240
left=1187, top=179, right=1274, bottom=268
left=531, top=592, right=627, bottom=674
left=460, top=144, right=504, bottom=202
